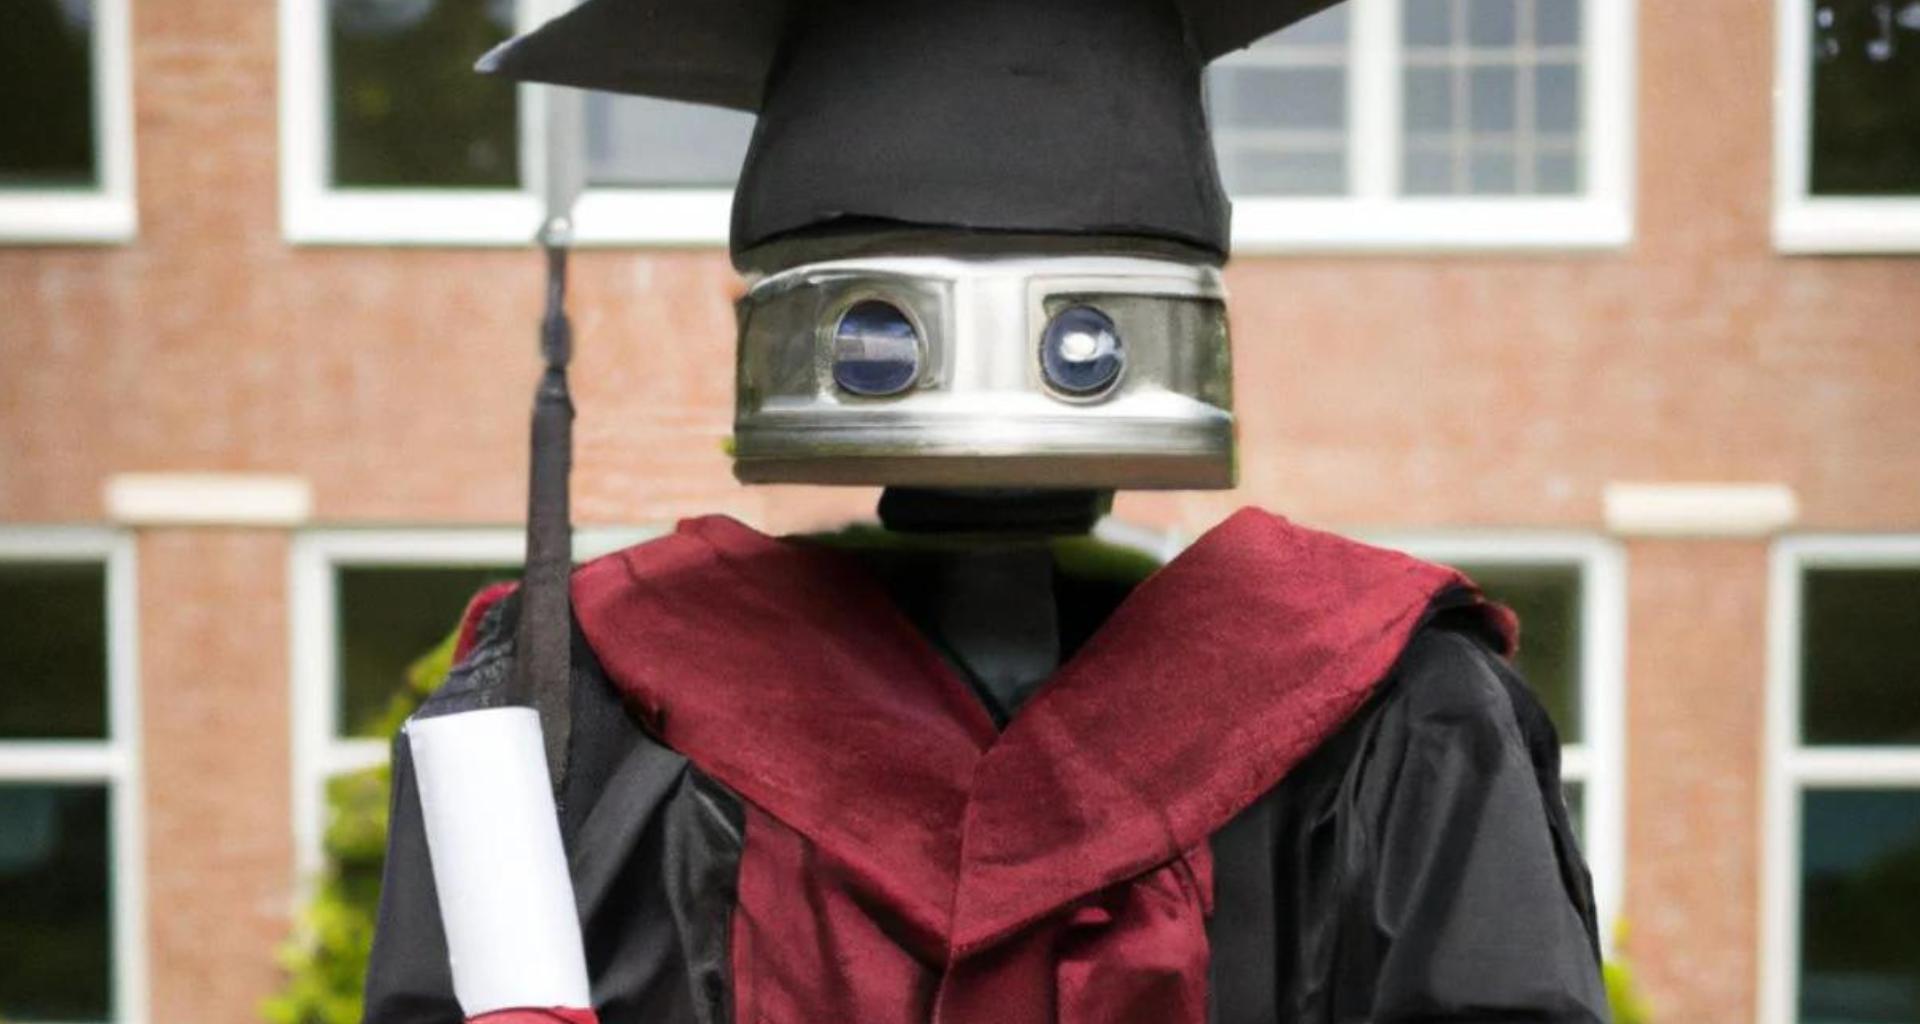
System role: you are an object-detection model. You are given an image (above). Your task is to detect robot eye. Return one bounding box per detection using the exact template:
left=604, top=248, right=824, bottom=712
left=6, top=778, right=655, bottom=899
left=1040, top=306, right=1125, bottom=396
left=830, top=300, right=922, bottom=397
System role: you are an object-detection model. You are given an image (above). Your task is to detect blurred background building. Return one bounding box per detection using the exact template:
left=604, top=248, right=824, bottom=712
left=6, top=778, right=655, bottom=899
left=1, top=1, right=1917, bottom=1024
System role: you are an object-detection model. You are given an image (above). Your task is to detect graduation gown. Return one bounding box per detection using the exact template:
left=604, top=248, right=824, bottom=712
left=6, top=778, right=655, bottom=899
left=363, top=509, right=1608, bottom=1024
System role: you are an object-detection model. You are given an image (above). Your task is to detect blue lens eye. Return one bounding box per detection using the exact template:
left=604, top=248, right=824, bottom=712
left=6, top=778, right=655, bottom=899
left=1040, top=306, right=1125, bottom=395
left=831, top=300, right=922, bottom=397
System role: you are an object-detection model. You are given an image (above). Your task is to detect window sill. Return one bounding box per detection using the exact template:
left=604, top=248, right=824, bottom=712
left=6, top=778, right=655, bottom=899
left=0, top=192, right=138, bottom=245
left=1774, top=198, right=1920, bottom=255
left=1230, top=196, right=1633, bottom=254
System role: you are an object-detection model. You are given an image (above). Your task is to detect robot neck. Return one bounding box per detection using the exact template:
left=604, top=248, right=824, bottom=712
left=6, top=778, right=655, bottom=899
left=864, top=488, right=1116, bottom=724
left=876, top=488, right=1111, bottom=537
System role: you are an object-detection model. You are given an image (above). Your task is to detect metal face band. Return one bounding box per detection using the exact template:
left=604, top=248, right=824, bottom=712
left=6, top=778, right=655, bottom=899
left=731, top=255, right=1236, bottom=490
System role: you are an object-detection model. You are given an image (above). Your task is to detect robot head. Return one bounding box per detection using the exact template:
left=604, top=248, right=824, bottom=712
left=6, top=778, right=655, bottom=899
left=484, top=0, right=1343, bottom=491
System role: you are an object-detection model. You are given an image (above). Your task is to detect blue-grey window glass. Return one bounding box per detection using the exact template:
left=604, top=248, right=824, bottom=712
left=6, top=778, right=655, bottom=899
left=0, top=562, right=108, bottom=740
left=586, top=95, right=754, bottom=188
left=1453, top=562, right=1582, bottom=742
left=0, top=0, right=98, bottom=188
left=1808, top=1, right=1920, bottom=196
left=1798, top=789, right=1920, bottom=1024
left=337, top=565, right=513, bottom=737
left=1801, top=568, right=1920, bottom=746
left=0, top=784, right=113, bottom=1023
left=1207, top=3, right=1351, bottom=197
left=328, top=0, right=520, bottom=187
left=1401, top=0, right=1584, bottom=196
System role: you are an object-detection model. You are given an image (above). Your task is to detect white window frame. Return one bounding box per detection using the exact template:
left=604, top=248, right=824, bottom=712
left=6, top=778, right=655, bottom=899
left=1232, top=0, right=1637, bottom=252
left=280, top=0, right=1633, bottom=251
left=1366, top=531, right=1628, bottom=938
left=1762, top=535, right=1920, bottom=1024
left=1773, top=0, right=1920, bottom=253
left=288, top=526, right=656, bottom=880
left=0, top=0, right=137, bottom=244
left=0, top=529, right=147, bottom=1024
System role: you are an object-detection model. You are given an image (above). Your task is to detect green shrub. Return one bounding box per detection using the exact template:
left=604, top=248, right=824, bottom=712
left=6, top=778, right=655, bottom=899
left=1605, top=922, right=1654, bottom=1024
left=263, top=630, right=456, bottom=1024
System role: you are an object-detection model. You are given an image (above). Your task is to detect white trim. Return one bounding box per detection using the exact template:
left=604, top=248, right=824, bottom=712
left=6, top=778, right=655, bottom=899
left=288, top=526, right=658, bottom=881
left=1602, top=481, right=1799, bottom=538
left=0, top=0, right=138, bottom=244
left=1762, top=535, right=1920, bottom=1024
left=104, top=473, right=314, bottom=528
left=0, top=529, right=147, bottom=1024
left=1367, top=529, right=1628, bottom=941
left=1772, top=0, right=1920, bottom=253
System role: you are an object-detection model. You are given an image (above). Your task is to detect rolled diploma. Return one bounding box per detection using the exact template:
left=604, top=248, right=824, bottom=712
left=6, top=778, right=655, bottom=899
left=407, top=707, right=592, bottom=1015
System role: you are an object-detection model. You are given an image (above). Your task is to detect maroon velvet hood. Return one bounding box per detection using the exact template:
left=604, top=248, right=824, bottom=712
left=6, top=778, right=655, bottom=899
left=554, top=507, right=1512, bottom=1024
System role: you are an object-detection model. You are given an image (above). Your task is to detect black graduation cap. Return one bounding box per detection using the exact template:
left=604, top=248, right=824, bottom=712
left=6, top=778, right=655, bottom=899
left=481, top=0, right=1339, bottom=265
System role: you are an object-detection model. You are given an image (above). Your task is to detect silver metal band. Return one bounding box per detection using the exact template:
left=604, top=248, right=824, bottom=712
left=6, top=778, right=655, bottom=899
left=732, top=255, right=1237, bottom=490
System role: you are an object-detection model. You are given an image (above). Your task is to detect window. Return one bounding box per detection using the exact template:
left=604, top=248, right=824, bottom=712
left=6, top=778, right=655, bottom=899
left=0, top=531, right=145, bottom=1024
left=0, top=0, right=136, bottom=243
left=279, top=0, right=754, bottom=245
left=1775, top=0, right=1920, bottom=251
left=1216, top=0, right=1634, bottom=250
left=1766, top=538, right=1920, bottom=1024
left=289, top=528, right=652, bottom=877
left=282, top=0, right=1631, bottom=249
left=1373, top=533, right=1627, bottom=931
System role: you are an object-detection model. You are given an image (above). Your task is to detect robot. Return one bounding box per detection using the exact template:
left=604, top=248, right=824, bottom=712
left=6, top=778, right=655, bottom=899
left=363, top=1, right=1611, bottom=1022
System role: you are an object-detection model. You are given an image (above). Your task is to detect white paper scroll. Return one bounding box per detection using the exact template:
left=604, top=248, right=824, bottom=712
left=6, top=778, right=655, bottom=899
left=407, top=707, right=592, bottom=1015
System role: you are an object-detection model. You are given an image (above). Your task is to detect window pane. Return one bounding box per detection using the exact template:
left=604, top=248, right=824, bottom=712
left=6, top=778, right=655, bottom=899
left=328, top=0, right=519, bottom=188
left=0, top=784, right=113, bottom=1023
left=1802, top=567, right=1920, bottom=746
left=0, top=562, right=108, bottom=740
left=1456, top=562, right=1583, bottom=742
left=1207, top=3, right=1350, bottom=198
left=0, top=0, right=98, bottom=188
left=1219, top=149, right=1347, bottom=195
left=1809, top=1, right=1920, bottom=196
left=586, top=95, right=754, bottom=188
left=1398, top=0, right=1585, bottom=196
left=1799, top=789, right=1920, bottom=1024
left=1469, top=0, right=1520, bottom=46
left=337, top=565, right=514, bottom=737
left=1536, top=62, right=1582, bottom=132
left=1537, top=0, right=1583, bottom=46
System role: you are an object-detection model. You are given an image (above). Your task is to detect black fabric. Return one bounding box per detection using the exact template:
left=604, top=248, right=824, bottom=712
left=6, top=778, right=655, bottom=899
left=365, top=579, right=1606, bottom=1024
left=730, top=0, right=1228, bottom=259
left=1206, top=627, right=1608, bottom=1024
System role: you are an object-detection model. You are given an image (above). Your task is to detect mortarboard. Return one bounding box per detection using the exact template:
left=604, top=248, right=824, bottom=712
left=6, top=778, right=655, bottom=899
left=481, top=0, right=1340, bottom=266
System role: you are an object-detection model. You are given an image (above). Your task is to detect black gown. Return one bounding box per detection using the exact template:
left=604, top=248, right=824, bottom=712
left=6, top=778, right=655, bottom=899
left=363, top=529, right=1609, bottom=1024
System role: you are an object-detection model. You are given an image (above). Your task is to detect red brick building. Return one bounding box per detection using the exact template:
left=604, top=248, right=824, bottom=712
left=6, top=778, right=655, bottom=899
left=2, top=2, right=1917, bottom=1024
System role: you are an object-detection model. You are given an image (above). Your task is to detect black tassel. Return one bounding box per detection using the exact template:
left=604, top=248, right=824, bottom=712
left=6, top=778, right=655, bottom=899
left=513, top=233, right=575, bottom=794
